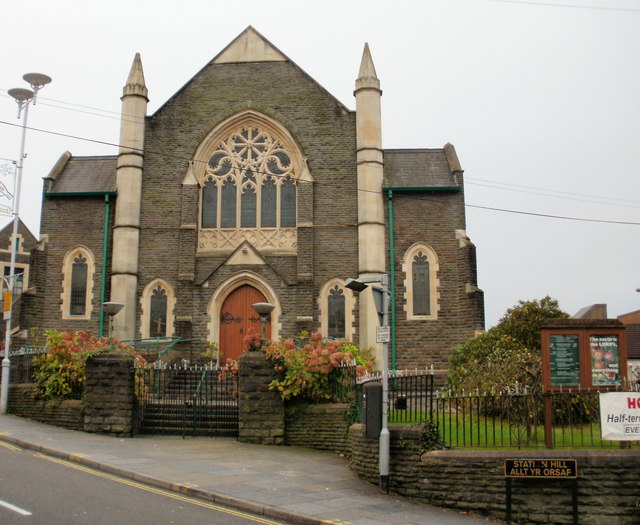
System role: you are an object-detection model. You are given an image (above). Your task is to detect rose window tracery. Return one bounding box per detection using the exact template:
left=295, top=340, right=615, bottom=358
left=199, top=124, right=298, bottom=253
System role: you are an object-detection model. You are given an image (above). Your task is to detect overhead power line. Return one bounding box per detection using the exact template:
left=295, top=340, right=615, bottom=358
left=484, top=0, right=640, bottom=12
left=467, top=204, right=640, bottom=225
left=1, top=119, right=638, bottom=227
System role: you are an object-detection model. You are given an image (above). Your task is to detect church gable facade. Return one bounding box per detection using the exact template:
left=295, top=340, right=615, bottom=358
left=23, top=27, right=483, bottom=371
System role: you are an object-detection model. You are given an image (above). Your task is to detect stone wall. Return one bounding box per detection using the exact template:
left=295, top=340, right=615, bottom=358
left=284, top=403, right=351, bottom=454
left=8, top=384, right=83, bottom=430
left=237, top=351, right=285, bottom=445
left=83, top=351, right=134, bottom=437
left=349, top=424, right=640, bottom=525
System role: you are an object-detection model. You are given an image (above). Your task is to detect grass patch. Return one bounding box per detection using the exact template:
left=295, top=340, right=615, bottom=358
left=388, top=411, right=639, bottom=449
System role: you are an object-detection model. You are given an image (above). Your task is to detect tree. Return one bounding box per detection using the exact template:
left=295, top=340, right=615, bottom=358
left=447, top=296, right=568, bottom=393
left=496, top=296, right=568, bottom=353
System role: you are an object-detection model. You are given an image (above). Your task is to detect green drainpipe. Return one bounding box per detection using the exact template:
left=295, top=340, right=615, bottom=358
left=99, top=194, right=111, bottom=338
left=387, top=190, right=397, bottom=372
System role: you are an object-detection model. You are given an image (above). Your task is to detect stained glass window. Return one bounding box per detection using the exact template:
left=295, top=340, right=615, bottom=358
left=281, top=177, right=296, bottom=228
left=241, top=186, right=256, bottom=228
left=201, top=179, right=217, bottom=228
left=412, top=252, right=430, bottom=316
left=150, top=286, right=168, bottom=337
left=328, top=285, right=346, bottom=339
left=70, top=256, right=88, bottom=315
left=200, top=125, right=297, bottom=232
left=261, top=177, right=277, bottom=228
left=221, top=179, right=237, bottom=228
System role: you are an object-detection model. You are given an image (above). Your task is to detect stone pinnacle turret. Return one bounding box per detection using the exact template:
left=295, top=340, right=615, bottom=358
left=110, top=53, right=148, bottom=340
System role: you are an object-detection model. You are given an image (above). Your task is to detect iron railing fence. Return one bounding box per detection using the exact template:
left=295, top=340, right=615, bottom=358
left=124, top=337, right=213, bottom=366
left=433, top=381, right=640, bottom=449
left=356, top=368, right=435, bottom=425
left=326, top=362, right=359, bottom=403
left=133, top=362, right=238, bottom=438
left=0, top=346, right=47, bottom=384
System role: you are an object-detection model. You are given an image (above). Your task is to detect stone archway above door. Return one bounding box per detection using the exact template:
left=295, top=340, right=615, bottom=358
left=219, top=285, right=272, bottom=362
left=207, top=272, right=281, bottom=356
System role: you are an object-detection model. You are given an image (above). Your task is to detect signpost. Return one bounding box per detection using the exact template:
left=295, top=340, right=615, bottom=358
left=504, top=459, right=578, bottom=525
left=376, top=326, right=390, bottom=344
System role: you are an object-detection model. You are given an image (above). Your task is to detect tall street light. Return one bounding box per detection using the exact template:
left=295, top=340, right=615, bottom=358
left=0, top=72, right=52, bottom=414
left=345, top=274, right=390, bottom=494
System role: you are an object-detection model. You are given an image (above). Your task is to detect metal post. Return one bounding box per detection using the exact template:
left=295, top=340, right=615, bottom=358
left=0, top=101, right=29, bottom=415
left=379, top=274, right=390, bottom=494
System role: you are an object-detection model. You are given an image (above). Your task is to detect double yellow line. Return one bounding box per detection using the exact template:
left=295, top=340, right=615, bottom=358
left=34, top=452, right=283, bottom=525
left=1, top=441, right=352, bottom=525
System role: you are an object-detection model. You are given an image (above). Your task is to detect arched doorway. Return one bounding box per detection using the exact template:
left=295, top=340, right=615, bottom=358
left=219, top=285, right=272, bottom=362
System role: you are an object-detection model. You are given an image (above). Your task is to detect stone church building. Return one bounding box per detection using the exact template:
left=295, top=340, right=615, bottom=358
left=23, top=27, right=484, bottom=370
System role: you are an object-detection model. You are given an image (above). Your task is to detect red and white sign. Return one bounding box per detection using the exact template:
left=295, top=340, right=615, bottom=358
left=599, top=392, right=640, bottom=440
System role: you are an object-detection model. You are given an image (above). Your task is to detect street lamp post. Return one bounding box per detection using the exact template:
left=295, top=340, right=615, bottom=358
left=0, top=73, right=51, bottom=415
left=251, top=302, right=275, bottom=348
left=345, top=274, right=390, bottom=494
left=102, top=302, right=124, bottom=343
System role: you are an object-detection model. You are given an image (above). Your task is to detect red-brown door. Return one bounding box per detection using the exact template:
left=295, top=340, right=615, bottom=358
left=219, top=285, right=272, bottom=362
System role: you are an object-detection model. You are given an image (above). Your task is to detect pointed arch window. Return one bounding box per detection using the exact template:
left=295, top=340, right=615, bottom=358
left=412, top=253, right=430, bottom=316
left=319, top=279, right=354, bottom=341
left=149, top=286, right=168, bottom=337
left=140, top=279, right=176, bottom=339
left=328, top=285, right=346, bottom=339
left=197, top=118, right=305, bottom=253
left=201, top=180, right=217, bottom=228
left=61, top=247, right=96, bottom=320
left=70, top=256, right=88, bottom=315
left=402, top=243, right=439, bottom=320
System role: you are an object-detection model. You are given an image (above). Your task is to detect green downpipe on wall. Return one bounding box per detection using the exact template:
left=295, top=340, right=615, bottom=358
left=43, top=191, right=116, bottom=338
left=387, top=190, right=397, bottom=372
left=99, top=194, right=111, bottom=338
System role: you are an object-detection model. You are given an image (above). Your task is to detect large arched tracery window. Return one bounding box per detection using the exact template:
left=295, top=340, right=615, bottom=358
left=197, top=117, right=305, bottom=254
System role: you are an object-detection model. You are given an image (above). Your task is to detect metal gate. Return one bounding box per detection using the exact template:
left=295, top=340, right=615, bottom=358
left=133, top=363, right=238, bottom=438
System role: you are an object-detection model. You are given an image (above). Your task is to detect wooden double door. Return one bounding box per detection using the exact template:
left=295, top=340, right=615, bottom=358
left=219, top=285, right=272, bottom=362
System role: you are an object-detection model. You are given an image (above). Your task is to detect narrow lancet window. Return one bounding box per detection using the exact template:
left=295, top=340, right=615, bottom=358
left=201, top=179, right=217, bottom=228
left=412, top=252, right=430, bottom=316
left=328, top=285, right=346, bottom=339
left=70, top=256, right=88, bottom=315
left=150, top=286, right=168, bottom=337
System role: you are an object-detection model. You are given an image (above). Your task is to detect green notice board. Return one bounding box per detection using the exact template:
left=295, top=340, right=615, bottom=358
left=550, top=334, right=580, bottom=385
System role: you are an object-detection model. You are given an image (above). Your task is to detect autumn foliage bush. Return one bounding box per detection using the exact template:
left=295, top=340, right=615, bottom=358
left=33, top=330, right=142, bottom=401
left=262, top=332, right=375, bottom=402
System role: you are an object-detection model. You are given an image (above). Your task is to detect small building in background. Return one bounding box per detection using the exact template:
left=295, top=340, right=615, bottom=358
left=0, top=219, right=37, bottom=340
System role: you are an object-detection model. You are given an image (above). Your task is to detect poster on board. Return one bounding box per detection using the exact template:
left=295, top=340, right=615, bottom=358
left=549, top=334, right=580, bottom=386
left=599, top=392, right=640, bottom=440
left=590, top=335, right=620, bottom=385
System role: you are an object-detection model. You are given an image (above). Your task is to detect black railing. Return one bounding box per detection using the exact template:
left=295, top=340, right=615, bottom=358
left=133, top=363, right=238, bottom=438
left=327, top=363, right=358, bottom=403
left=356, top=369, right=435, bottom=425
left=0, top=347, right=47, bottom=384
left=433, top=382, right=640, bottom=449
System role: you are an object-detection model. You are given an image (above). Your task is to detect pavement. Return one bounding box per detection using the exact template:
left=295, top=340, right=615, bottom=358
left=0, top=414, right=497, bottom=525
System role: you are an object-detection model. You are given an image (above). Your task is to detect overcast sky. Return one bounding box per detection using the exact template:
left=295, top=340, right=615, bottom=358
left=1, top=0, right=638, bottom=328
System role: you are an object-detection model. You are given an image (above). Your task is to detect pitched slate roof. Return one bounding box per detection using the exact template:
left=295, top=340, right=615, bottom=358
left=383, top=148, right=460, bottom=189
left=46, top=155, right=117, bottom=194
left=0, top=218, right=37, bottom=251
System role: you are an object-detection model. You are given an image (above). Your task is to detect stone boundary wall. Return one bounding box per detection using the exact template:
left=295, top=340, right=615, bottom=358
left=8, top=384, right=83, bottom=431
left=349, top=424, right=640, bottom=525
left=284, top=403, right=351, bottom=454
left=84, top=352, right=135, bottom=437
left=237, top=351, right=285, bottom=445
